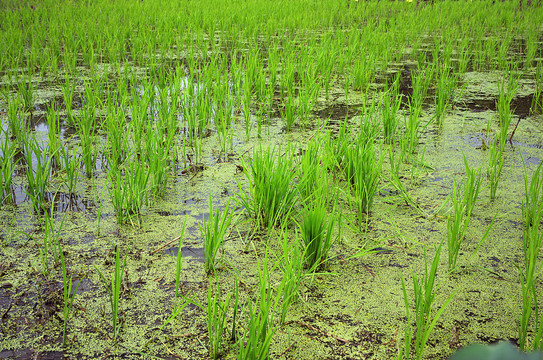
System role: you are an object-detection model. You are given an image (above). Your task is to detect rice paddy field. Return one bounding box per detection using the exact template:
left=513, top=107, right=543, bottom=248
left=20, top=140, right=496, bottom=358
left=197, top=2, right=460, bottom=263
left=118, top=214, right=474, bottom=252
left=1, top=0, right=543, bottom=359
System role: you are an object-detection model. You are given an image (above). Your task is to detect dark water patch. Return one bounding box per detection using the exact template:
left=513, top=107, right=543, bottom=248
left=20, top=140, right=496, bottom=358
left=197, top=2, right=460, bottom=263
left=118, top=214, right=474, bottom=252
left=164, top=245, right=204, bottom=262
left=315, top=103, right=360, bottom=121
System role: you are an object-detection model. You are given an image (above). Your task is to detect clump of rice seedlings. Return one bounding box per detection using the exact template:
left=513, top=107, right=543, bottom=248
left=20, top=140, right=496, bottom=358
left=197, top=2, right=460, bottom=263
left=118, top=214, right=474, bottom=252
left=382, top=75, right=402, bottom=144
left=400, top=245, right=456, bottom=360
left=344, top=132, right=382, bottom=224
left=519, top=160, right=543, bottom=351
left=530, top=60, right=542, bottom=115
left=200, top=195, right=235, bottom=274
left=0, top=128, right=18, bottom=204
left=487, top=135, right=505, bottom=200
left=75, top=106, right=98, bottom=178
left=23, top=135, right=52, bottom=212
left=446, top=179, right=469, bottom=272
left=462, top=155, right=483, bottom=218
left=298, top=78, right=320, bottom=129
left=107, top=152, right=150, bottom=226
left=59, top=141, right=81, bottom=195
left=237, top=252, right=277, bottom=359
left=94, top=245, right=127, bottom=343
left=278, top=228, right=304, bottom=324
left=496, top=71, right=519, bottom=144
left=7, top=96, right=26, bottom=142
left=281, top=90, right=297, bottom=132
left=299, top=194, right=336, bottom=272
left=46, top=102, right=62, bottom=169
left=434, top=67, right=457, bottom=126
left=297, top=137, right=323, bottom=203
left=59, top=243, right=83, bottom=347
left=17, top=73, right=34, bottom=113
left=61, top=74, right=77, bottom=125
left=206, top=278, right=233, bottom=359
left=236, top=146, right=297, bottom=230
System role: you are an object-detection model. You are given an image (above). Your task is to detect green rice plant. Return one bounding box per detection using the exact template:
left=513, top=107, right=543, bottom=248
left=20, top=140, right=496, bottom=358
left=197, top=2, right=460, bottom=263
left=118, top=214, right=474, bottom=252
left=434, top=68, right=457, bottom=126
left=207, top=278, right=233, bottom=359
left=59, top=142, right=81, bottom=195
left=281, top=91, right=297, bottom=132
left=46, top=102, right=62, bottom=168
left=146, top=126, right=173, bottom=199
left=200, top=195, right=235, bottom=274
left=519, top=159, right=543, bottom=351
left=297, top=137, right=323, bottom=203
left=344, top=134, right=382, bottom=221
left=278, top=228, right=303, bottom=325
left=6, top=96, right=25, bottom=142
left=382, top=76, right=402, bottom=144
left=236, top=146, right=298, bottom=230
left=399, top=245, right=456, bottom=360
left=531, top=60, right=542, bottom=115
left=17, top=74, right=34, bottom=113
left=404, top=101, right=423, bottom=156
left=462, top=155, right=483, bottom=218
left=105, top=106, right=127, bottom=170
left=0, top=128, right=18, bottom=204
left=324, top=119, right=351, bottom=173
left=497, top=72, right=519, bottom=144
left=59, top=243, right=83, bottom=347
left=299, top=195, right=335, bottom=272
left=74, top=106, right=98, bottom=178
left=487, top=136, right=505, bottom=200
left=61, top=74, right=77, bottom=125
left=23, top=136, right=52, bottom=212
left=107, top=153, right=150, bottom=226
left=446, top=179, right=470, bottom=272
left=237, top=251, right=277, bottom=360
left=242, top=77, right=253, bottom=140
left=298, top=79, right=320, bottom=129
left=95, top=245, right=127, bottom=343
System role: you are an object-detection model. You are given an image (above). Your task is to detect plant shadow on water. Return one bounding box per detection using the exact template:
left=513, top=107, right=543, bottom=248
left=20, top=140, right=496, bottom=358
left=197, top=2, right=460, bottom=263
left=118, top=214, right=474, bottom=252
left=1, top=1, right=543, bottom=359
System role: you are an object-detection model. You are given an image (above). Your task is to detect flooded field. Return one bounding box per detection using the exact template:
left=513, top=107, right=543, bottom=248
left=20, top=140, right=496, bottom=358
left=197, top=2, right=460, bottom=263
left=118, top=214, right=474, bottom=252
left=1, top=0, right=543, bottom=359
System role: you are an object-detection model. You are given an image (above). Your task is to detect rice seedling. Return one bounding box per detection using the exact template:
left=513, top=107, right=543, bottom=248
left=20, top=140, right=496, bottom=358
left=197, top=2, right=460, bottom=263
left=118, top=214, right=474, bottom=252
left=23, top=135, right=52, bottom=212
left=59, top=243, right=83, bottom=347
left=298, top=195, right=336, bottom=272
left=487, top=136, right=505, bottom=201
left=434, top=68, right=457, bottom=126
left=200, top=195, right=235, bottom=274
left=382, top=76, right=402, bottom=144
left=6, top=96, right=26, bottom=142
left=281, top=91, right=297, bottom=132
left=462, top=155, right=483, bottom=218
left=237, top=251, right=277, bottom=360
left=530, top=60, right=542, bottom=115
left=61, top=74, right=77, bottom=125
left=17, top=73, right=34, bottom=113
left=75, top=106, right=98, bottom=178
left=518, top=159, right=543, bottom=351
left=278, top=228, right=303, bottom=325
left=95, top=244, right=127, bottom=343
left=0, top=128, right=18, bottom=204
left=107, top=153, right=150, bottom=226
left=496, top=71, right=519, bottom=145
left=236, top=146, right=298, bottom=230
left=297, top=137, right=324, bottom=204
left=206, top=278, right=233, bottom=359
left=344, top=133, right=382, bottom=223
left=446, top=179, right=470, bottom=272
left=400, top=245, right=456, bottom=360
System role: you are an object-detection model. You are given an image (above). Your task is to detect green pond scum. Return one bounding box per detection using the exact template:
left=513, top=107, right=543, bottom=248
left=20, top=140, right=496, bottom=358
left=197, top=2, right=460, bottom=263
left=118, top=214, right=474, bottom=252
left=1, top=0, right=543, bottom=358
